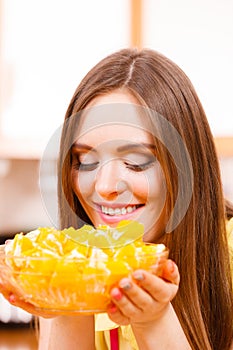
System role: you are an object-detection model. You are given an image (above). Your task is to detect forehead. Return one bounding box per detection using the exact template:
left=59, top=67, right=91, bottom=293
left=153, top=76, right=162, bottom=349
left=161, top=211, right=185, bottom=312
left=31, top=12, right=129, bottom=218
left=76, top=125, right=153, bottom=149
left=76, top=91, right=153, bottom=145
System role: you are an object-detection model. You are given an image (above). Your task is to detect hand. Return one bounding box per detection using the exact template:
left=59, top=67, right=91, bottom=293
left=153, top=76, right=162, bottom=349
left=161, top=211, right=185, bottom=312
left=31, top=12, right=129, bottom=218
left=0, top=282, right=56, bottom=318
left=107, top=259, right=179, bottom=327
left=0, top=281, right=96, bottom=319
left=0, top=243, right=55, bottom=318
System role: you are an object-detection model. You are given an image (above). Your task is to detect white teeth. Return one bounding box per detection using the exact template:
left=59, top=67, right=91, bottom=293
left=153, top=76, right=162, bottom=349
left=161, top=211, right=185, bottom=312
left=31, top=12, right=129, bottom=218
left=108, top=208, right=115, bottom=215
left=127, top=205, right=136, bottom=213
left=114, top=208, right=121, bottom=215
left=121, top=208, right=127, bottom=215
left=101, top=205, right=137, bottom=216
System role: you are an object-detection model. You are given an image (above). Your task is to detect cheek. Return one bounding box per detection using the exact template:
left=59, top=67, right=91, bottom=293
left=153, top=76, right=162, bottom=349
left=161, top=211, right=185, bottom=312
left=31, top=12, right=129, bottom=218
left=71, top=171, right=94, bottom=199
left=130, top=166, right=166, bottom=202
left=148, top=167, right=167, bottom=202
left=129, top=173, right=150, bottom=200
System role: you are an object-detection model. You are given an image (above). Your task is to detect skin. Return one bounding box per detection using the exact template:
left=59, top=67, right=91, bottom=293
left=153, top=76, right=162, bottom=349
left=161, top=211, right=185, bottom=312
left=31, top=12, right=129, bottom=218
left=71, top=90, right=167, bottom=242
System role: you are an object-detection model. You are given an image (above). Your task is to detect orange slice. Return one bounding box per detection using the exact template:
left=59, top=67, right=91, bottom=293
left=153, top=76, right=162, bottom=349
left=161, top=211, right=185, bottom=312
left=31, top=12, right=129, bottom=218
left=64, top=220, right=144, bottom=249
left=135, top=244, right=168, bottom=272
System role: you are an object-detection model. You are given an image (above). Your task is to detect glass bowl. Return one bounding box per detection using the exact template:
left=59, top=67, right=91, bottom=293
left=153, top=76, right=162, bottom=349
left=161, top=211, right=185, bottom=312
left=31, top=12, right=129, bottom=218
left=0, top=243, right=168, bottom=315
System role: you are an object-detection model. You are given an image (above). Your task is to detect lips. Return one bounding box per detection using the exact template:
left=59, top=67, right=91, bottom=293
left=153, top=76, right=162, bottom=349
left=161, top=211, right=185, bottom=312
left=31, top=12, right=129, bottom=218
left=89, top=202, right=145, bottom=225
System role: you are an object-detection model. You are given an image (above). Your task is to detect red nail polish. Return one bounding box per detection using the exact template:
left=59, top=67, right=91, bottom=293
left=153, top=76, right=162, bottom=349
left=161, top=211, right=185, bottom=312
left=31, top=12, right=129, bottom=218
left=109, top=305, right=117, bottom=313
left=9, top=294, right=16, bottom=303
left=112, top=288, right=122, bottom=301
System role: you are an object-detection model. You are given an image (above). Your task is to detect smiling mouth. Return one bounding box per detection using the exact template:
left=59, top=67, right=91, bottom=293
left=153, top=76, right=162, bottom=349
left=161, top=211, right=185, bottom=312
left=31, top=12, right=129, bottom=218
left=100, top=204, right=143, bottom=216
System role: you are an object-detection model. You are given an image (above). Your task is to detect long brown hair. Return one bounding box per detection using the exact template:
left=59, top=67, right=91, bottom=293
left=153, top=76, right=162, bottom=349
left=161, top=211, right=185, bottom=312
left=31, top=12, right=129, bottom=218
left=58, top=48, right=233, bottom=350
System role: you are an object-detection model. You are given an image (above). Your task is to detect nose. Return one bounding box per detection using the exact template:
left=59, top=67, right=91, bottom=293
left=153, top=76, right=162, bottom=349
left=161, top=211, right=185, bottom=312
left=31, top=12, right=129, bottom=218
left=95, top=160, right=126, bottom=200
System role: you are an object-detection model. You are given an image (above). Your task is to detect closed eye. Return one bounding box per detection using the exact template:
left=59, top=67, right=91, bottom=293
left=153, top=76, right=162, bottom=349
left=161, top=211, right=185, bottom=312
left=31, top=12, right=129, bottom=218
left=80, top=162, right=99, bottom=171
left=71, top=150, right=99, bottom=171
left=125, top=160, right=155, bottom=172
left=73, top=161, right=99, bottom=171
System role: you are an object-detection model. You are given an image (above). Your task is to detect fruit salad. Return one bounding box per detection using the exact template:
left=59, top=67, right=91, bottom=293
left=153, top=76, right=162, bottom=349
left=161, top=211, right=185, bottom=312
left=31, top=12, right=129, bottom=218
left=0, top=221, right=168, bottom=314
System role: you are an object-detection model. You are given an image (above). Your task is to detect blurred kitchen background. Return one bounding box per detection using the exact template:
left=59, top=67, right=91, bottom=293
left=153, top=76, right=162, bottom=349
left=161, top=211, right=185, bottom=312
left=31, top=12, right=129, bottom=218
left=0, top=0, right=233, bottom=348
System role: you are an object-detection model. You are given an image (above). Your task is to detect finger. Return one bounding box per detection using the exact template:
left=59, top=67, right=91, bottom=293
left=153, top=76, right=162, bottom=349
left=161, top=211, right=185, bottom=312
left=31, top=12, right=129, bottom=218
left=0, top=284, right=15, bottom=302
left=160, top=259, right=180, bottom=285
left=118, top=278, right=154, bottom=312
left=0, top=289, right=55, bottom=318
left=107, top=303, right=130, bottom=326
left=13, top=299, right=57, bottom=318
left=110, top=286, right=144, bottom=319
left=132, top=269, right=179, bottom=304
left=0, top=281, right=23, bottom=299
left=0, top=284, right=29, bottom=309
left=7, top=293, right=41, bottom=315
left=0, top=290, right=34, bottom=313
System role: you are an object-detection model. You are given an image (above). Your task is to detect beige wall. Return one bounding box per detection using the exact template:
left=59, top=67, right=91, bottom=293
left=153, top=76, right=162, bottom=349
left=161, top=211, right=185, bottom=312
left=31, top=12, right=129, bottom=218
left=0, top=159, right=50, bottom=237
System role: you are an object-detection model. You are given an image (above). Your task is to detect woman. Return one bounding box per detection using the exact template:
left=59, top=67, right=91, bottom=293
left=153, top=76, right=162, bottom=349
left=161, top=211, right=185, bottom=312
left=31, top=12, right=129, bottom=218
left=53, top=48, right=233, bottom=349
left=1, top=48, right=233, bottom=349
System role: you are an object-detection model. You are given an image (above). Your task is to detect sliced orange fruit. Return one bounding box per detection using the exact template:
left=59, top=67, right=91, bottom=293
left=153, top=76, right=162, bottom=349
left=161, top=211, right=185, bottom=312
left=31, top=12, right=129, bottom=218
left=135, top=244, right=167, bottom=270
left=64, top=220, right=144, bottom=249
left=2, top=221, right=168, bottom=313
left=50, top=256, right=85, bottom=289
left=105, top=260, right=131, bottom=289
left=113, top=244, right=139, bottom=269
left=35, top=227, right=67, bottom=255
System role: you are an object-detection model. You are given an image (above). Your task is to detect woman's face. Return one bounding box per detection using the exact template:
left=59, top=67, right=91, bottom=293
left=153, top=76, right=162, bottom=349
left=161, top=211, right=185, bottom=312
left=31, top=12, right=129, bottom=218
left=71, top=90, right=167, bottom=242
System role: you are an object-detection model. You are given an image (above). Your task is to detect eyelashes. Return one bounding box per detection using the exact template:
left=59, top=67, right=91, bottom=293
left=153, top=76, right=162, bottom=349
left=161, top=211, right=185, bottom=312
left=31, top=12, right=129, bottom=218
left=72, top=159, right=156, bottom=172
left=73, top=162, right=99, bottom=171
left=71, top=153, right=98, bottom=171
left=125, top=161, right=155, bottom=172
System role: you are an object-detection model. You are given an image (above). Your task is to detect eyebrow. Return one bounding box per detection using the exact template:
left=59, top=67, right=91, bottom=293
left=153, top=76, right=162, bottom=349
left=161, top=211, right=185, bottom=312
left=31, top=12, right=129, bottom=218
left=72, top=142, right=156, bottom=153
left=117, top=143, right=156, bottom=152
left=72, top=143, right=94, bottom=151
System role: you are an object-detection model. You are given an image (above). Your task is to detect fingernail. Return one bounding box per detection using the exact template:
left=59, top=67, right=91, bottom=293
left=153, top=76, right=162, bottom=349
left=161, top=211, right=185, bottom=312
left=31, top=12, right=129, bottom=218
left=133, top=271, right=144, bottom=281
left=167, top=260, right=175, bottom=273
left=119, top=279, right=131, bottom=291
left=111, top=288, right=123, bottom=301
left=109, top=305, right=117, bottom=313
left=9, top=294, right=16, bottom=303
